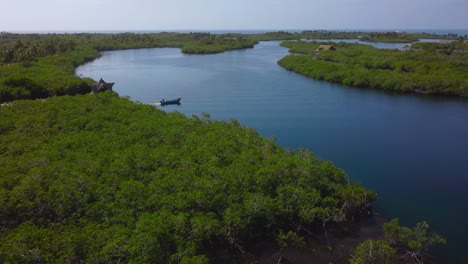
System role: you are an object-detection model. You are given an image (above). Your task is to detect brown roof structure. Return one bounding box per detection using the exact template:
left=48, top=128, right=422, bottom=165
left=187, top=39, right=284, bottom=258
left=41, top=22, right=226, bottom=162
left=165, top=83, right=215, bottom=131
left=315, top=45, right=336, bottom=52
left=90, top=78, right=115, bottom=94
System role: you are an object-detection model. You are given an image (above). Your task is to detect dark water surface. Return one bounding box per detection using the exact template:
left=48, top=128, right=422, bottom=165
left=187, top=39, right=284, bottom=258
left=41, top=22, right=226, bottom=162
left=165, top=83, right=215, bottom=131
left=76, top=41, right=468, bottom=262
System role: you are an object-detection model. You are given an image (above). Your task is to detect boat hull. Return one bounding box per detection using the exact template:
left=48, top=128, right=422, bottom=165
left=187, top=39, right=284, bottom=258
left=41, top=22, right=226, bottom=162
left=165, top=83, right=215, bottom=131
left=160, top=98, right=181, bottom=105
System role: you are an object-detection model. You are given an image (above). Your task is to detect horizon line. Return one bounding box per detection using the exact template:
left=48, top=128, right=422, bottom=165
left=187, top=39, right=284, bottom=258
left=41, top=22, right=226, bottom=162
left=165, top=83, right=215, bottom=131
left=3, top=28, right=468, bottom=35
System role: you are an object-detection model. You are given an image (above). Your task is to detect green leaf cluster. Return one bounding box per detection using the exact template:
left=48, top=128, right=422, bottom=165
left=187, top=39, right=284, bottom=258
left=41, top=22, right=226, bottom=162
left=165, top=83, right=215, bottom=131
left=384, top=219, right=446, bottom=252
left=350, top=218, right=447, bottom=264
left=383, top=219, right=446, bottom=263
left=350, top=240, right=395, bottom=264
left=0, top=93, right=375, bottom=263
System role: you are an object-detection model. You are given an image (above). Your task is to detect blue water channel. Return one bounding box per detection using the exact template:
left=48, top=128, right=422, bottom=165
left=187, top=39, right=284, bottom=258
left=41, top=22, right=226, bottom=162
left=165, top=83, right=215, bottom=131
left=76, top=41, right=468, bottom=262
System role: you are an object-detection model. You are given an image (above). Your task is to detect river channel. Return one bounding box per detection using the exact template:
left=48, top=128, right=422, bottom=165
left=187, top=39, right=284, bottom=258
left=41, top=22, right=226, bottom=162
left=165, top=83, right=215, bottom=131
left=76, top=41, right=468, bottom=262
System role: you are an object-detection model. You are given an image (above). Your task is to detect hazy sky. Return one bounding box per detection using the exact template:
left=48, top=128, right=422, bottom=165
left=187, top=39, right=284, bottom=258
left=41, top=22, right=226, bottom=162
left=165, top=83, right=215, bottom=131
left=1, top=0, right=467, bottom=31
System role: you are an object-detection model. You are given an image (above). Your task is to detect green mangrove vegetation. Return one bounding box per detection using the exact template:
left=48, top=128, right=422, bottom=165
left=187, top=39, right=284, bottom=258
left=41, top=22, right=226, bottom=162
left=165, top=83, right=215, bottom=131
left=278, top=40, right=468, bottom=97
left=359, top=32, right=420, bottom=43
left=359, top=32, right=464, bottom=43
left=0, top=30, right=454, bottom=262
left=350, top=219, right=446, bottom=264
left=411, top=41, right=468, bottom=53
left=0, top=92, right=376, bottom=263
left=248, top=30, right=362, bottom=41
left=361, top=31, right=464, bottom=43
left=358, top=31, right=464, bottom=43
left=350, top=240, right=396, bottom=264
left=0, top=32, right=257, bottom=102
left=1, top=30, right=464, bottom=102
left=248, top=30, right=460, bottom=42
left=383, top=219, right=446, bottom=264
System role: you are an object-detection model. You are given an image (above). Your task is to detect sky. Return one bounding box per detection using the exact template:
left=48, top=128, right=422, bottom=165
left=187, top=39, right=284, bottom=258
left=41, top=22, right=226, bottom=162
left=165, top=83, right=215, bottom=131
left=1, top=0, right=467, bottom=31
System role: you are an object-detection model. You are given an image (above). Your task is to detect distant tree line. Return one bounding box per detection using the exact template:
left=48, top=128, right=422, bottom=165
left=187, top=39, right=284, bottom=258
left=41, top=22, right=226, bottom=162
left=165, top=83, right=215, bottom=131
left=0, top=38, right=77, bottom=64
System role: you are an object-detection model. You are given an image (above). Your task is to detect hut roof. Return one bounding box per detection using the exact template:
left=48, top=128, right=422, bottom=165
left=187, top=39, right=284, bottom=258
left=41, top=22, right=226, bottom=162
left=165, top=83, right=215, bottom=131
left=90, top=78, right=115, bottom=94
left=315, top=45, right=336, bottom=52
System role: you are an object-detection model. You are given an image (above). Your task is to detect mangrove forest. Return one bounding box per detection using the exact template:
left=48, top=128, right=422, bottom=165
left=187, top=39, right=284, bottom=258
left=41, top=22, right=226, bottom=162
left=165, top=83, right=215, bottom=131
left=0, top=30, right=453, bottom=263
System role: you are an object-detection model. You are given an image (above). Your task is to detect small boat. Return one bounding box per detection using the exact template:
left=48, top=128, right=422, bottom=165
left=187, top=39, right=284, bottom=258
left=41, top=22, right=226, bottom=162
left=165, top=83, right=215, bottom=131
left=160, top=97, right=181, bottom=105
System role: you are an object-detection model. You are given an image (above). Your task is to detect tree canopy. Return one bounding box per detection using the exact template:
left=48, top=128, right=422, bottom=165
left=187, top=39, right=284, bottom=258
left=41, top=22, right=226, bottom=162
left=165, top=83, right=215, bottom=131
left=0, top=92, right=375, bottom=263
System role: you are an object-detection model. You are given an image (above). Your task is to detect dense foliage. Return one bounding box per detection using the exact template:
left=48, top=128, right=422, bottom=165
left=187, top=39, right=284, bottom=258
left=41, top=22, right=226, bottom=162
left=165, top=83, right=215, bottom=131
left=350, top=240, right=395, bottom=264
left=411, top=41, right=468, bottom=54
left=359, top=32, right=463, bottom=43
left=0, top=32, right=257, bottom=61
left=181, top=35, right=255, bottom=54
left=359, top=32, right=419, bottom=43
left=384, top=219, right=446, bottom=264
left=0, top=45, right=99, bottom=102
left=349, top=218, right=446, bottom=264
left=278, top=41, right=468, bottom=97
left=0, top=30, right=457, bottom=263
left=0, top=93, right=375, bottom=263
left=248, top=30, right=459, bottom=42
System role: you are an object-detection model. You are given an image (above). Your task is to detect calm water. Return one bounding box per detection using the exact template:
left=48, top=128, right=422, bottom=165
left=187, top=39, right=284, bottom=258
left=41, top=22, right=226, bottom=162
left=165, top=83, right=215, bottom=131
left=76, top=41, right=468, bottom=262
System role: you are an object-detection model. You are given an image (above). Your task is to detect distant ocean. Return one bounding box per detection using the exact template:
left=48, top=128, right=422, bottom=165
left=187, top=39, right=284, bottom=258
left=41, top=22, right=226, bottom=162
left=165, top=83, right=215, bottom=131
left=9, top=29, right=468, bottom=36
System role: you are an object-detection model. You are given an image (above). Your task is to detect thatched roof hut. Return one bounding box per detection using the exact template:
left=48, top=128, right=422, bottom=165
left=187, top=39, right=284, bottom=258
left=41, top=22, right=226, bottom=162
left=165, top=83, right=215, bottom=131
left=315, top=45, right=336, bottom=52
left=90, top=78, right=115, bottom=94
